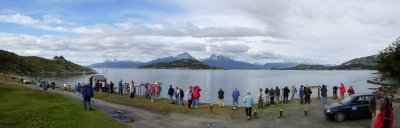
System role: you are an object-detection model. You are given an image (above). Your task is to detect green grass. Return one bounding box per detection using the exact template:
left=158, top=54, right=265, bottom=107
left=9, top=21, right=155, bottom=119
left=65, top=88, right=291, bottom=120
left=0, top=80, right=126, bottom=128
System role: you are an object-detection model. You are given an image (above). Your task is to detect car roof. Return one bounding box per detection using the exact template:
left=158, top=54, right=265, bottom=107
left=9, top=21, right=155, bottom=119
left=350, top=94, right=374, bottom=97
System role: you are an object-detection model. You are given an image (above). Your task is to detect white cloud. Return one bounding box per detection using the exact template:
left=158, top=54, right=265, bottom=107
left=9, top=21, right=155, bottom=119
left=0, top=13, right=39, bottom=25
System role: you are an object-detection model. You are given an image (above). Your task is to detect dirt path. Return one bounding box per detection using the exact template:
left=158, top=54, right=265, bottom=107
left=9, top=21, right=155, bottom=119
left=17, top=82, right=399, bottom=128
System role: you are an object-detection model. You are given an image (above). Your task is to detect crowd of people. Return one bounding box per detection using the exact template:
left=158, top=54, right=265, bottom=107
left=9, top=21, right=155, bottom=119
left=70, top=80, right=395, bottom=126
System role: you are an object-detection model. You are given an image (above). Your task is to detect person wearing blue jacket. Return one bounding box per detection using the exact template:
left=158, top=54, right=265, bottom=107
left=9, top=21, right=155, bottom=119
left=232, top=88, right=240, bottom=109
left=75, top=83, right=81, bottom=96
left=299, top=85, right=304, bottom=104
left=269, top=87, right=275, bottom=105
left=243, top=92, right=254, bottom=120
left=82, top=84, right=93, bottom=111
left=321, top=84, right=327, bottom=105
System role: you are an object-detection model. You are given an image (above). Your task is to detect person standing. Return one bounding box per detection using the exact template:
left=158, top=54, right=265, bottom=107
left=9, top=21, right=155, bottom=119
left=82, top=84, right=93, bottom=111
left=332, top=86, right=338, bottom=100
left=304, top=87, right=311, bottom=104
left=186, top=86, right=193, bottom=109
left=192, top=85, right=201, bottom=108
left=110, top=81, right=114, bottom=93
left=290, top=85, right=297, bottom=101
left=257, top=88, right=265, bottom=110
left=63, top=82, right=67, bottom=93
left=75, top=83, right=81, bottom=96
left=51, top=82, right=56, bottom=90
left=155, top=83, right=160, bottom=98
left=275, top=86, right=281, bottom=104
left=283, top=86, right=290, bottom=104
left=374, top=97, right=393, bottom=128
left=232, top=88, right=240, bottom=109
left=148, top=84, right=155, bottom=101
left=265, top=88, right=270, bottom=105
left=98, top=82, right=103, bottom=93
left=124, top=83, right=129, bottom=94
left=339, top=83, right=346, bottom=99
left=270, top=87, right=275, bottom=105
left=243, top=92, right=254, bottom=120
left=369, top=90, right=382, bottom=128
left=175, top=86, right=181, bottom=104
left=179, top=87, right=185, bottom=105
left=347, top=86, right=355, bottom=96
left=218, top=88, right=225, bottom=106
left=299, top=85, right=304, bottom=104
left=105, top=82, right=109, bottom=93
left=168, top=85, right=175, bottom=103
left=118, top=80, right=123, bottom=95
left=321, top=85, right=327, bottom=105
left=130, top=81, right=135, bottom=99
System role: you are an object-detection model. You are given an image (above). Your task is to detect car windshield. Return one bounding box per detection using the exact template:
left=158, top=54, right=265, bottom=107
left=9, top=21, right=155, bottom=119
left=339, top=96, right=354, bottom=104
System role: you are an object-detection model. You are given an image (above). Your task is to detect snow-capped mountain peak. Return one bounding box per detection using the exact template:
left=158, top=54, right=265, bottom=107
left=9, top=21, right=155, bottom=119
left=175, top=52, right=196, bottom=60
left=208, top=54, right=232, bottom=61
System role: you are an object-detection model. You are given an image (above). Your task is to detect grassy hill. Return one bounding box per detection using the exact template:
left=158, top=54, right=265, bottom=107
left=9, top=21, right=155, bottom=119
left=0, top=50, right=95, bottom=74
left=139, top=59, right=224, bottom=70
left=0, top=80, right=125, bottom=128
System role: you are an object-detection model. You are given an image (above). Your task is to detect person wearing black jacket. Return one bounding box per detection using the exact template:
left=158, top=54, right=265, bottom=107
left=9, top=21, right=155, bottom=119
left=333, top=86, right=338, bottom=100
left=218, top=88, right=225, bottom=106
left=283, top=86, right=290, bottom=104
left=304, top=87, right=312, bottom=104
left=168, top=85, right=175, bottom=103
left=179, top=88, right=185, bottom=105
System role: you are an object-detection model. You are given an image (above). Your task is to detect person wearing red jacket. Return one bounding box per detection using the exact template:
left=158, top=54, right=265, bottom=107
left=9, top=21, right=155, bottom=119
left=374, top=97, right=393, bottom=128
left=347, top=86, right=355, bottom=96
left=192, top=85, right=201, bottom=108
left=148, top=84, right=155, bottom=102
left=339, top=83, right=346, bottom=99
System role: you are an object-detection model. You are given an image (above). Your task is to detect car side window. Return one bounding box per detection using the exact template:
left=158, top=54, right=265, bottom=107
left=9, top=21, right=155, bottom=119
left=352, top=96, right=367, bottom=105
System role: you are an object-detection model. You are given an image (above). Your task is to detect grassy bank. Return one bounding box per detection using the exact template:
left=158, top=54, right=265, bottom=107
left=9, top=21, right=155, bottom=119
left=0, top=80, right=126, bottom=128
left=62, top=87, right=296, bottom=119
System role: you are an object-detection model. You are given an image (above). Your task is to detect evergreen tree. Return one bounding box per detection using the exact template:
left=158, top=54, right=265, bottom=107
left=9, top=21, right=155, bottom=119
left=376, top=36, right=400, bottom=82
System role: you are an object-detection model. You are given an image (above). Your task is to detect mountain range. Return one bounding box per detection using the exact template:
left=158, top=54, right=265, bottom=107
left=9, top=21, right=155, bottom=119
left=88, top=52, right=303, bottom=69
left=139, top=59, right=223, bottom=70
left=89, top=52, right=376, bottom=70
left=275, top=55, right=377, bottom=70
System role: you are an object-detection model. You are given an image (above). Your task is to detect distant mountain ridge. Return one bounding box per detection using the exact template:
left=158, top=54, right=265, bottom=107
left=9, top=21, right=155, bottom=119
left=275, top=55, right=378, bottom=70
left=89, top=52, right=347, bottom=70
left=202, top=54, right=259, bottom=69
left=145, top=52, right=196, bottom=65
left=139, top=59, right=223, bottom=70
left=89, top=60, right=144, bottom=68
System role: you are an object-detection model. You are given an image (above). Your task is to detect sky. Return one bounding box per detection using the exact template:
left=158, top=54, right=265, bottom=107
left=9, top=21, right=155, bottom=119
left=0, top=0, right=399, bottom=65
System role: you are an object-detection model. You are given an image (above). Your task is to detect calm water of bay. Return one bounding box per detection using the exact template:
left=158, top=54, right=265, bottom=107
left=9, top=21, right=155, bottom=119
left=32, top=69, right=378, bottom=105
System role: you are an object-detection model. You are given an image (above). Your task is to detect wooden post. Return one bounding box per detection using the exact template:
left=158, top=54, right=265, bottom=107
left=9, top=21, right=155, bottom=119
left=280, top=109, right=283, bottom=118
left=210, top=104, right=213, bottom=112
left=304, top=108, right=308, bottom=116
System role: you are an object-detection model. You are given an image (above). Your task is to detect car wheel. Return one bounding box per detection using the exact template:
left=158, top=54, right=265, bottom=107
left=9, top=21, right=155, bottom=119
left=334, top=112, right=346, bottom=122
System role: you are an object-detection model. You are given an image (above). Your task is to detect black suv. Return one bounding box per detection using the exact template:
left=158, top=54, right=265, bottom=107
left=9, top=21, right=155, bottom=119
left=324, top=94, right=374, bottom=122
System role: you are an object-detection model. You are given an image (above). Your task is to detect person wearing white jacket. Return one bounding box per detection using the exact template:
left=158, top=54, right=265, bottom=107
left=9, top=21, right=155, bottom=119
left=186, top=86, right=193, bottom=109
